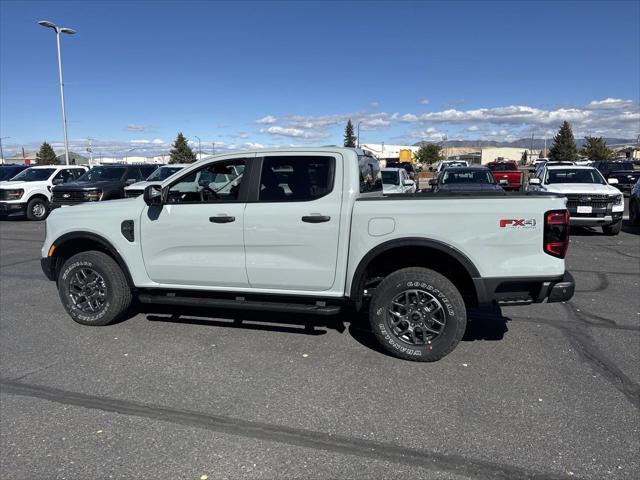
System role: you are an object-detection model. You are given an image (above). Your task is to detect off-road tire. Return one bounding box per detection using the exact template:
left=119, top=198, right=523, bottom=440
left=57, top=251, right=132, bottom=326
left=25, top=197, right=48, bottom=221
left=369, top=267, right=466, bottom=362
left=602, top=220, right=622, bottom=236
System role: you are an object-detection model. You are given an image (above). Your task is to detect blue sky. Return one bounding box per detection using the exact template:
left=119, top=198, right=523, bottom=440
left=1, top=0, right=639, bottom=156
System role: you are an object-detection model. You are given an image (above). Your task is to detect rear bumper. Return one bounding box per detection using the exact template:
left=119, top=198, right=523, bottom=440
left=0, top=201, right=27, bottom=216
left=474, top=271, right=575, bottom=306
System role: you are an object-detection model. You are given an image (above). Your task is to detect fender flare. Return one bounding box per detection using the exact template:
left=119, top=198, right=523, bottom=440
left=349, top=237, right=481, bottom=300
left=52, top=231, right=135, bottom=287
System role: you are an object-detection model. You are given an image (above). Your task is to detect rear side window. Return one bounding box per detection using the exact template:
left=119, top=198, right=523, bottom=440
left=140, top=165, right=159, bottom=178
left=359, top=155, right=382, bottom=193
left=259, top=156, right=335, bottom=202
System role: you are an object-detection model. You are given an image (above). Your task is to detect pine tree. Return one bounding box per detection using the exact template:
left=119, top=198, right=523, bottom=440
left=521, top=150, right=528, bottom=164
left=36, top=142, right=58, bottom=165
left=169, top=132, right=197, bottom=164
left=548, top=121, right=578, bottom=161
left=580, top=136, right=614, bottom=160
left=344, top=120, right=356, bottom=148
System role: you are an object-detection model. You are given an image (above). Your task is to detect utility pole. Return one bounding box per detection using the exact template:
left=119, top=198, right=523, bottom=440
left=212, top=142, right=215, bottom=155
left=357, top=121, right=362, bottom=148
left=195, top=135, right=201, bottom=159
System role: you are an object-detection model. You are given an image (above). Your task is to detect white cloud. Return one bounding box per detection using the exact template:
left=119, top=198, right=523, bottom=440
left=588, top=98, right=634, bottom=109
left=466, top=125, right=479, bottom=132
left=419, top=98, right=430, bottom=105
left=126, top=124, right=156, bottom=132
left=256, top=115, right=277, bottom=124
left=260, top=126, right=328, bottom=139
left=130, top=139, right=151, bottom=144
left=369, top=101, right=379, bottom=108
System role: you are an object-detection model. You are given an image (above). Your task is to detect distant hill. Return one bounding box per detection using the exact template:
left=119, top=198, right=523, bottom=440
left=413, top=138, right=635, bottom=149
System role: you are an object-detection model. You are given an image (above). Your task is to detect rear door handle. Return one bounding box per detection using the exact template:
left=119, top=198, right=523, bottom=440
left=209, top=215, right=235, bottom=223
left=302, top=215, right=330, bottom=223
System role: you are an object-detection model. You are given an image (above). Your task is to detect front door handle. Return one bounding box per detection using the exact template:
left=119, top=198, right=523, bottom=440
left=209, top=215, right=235, bottom=223
left=302, top=215, right=330, bottom=223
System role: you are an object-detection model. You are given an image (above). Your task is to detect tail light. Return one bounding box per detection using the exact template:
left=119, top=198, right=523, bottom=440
left=544, top=209, right=570, bottom=258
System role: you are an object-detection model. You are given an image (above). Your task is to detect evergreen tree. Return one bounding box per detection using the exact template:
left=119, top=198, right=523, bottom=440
left=36, top=142, right=58, bottom=165
left=414, top=143, right=443, bottom=165
left=548, top=121, right=578, bottom=161
left=539, top=149, right=545, bottom=159
left=521, top=150, right=528, bottom=164
left=580, top=136, right=614, bottom=160
left=344, top=120, right=356, bottom=148
left=169, top=132, right=197, bottom=163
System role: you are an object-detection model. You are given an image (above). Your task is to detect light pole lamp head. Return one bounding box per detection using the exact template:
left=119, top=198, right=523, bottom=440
left=60, top=27, right=76, bottom=35
left=38, top=20, right=57, bottom=30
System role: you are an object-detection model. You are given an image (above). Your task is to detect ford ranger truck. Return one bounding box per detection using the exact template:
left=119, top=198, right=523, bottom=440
left=526, top=164, right=624, bottom=235
left=40, top=148, right=574, bottom=362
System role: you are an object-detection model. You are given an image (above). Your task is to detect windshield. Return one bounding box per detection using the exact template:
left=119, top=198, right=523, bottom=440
left=0, top=167, right=25, bottom=180
left=488, top=163, right=517, bottom=171
left=609, top=162, right=634, bottom=171
left=546, top=168, right=606, bottom=185
left=10, top=168, right=55, bottom=182
left=78, top=167, right=127, bottom=182
left=441, top=169, right=495, bottom=184
left=382, top=170, right=399, bottom=185
left=146, top=166, right=184, bottom=181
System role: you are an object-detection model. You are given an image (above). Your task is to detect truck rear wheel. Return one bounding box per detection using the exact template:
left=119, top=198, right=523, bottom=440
left=57, top=251, right=132, bottom=326
left=368, top=267, right=466, bottom=362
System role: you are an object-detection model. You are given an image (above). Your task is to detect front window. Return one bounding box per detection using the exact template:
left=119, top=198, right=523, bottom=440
left=441, top=169, right=495, bottom=184
left=382, top=170, right=400, bottom=185
left=78, top=167, right=127, bottom=182
left=147, top=166, right=185, bottom=181
left=546, top=169, right=606, bottom=185
left=167, top=159, right=246, bottom=203
left=10, top=168, right=56, bottom=182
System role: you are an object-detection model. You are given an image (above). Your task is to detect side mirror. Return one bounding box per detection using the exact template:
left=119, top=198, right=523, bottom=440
left=607, top=178, right=619, bottom=185
left=403, top=179, right=415, bottom=186
left=499, top=179, right=509, bottom=186
left=529, top=178, right=541, bottom=185
left=52, top=178, right=64, bottom=185
left=143, top=184, right=163, bottom=206
left=428, top=178, right=437, bottom=186
left=125, top=178, right=137, bottom=185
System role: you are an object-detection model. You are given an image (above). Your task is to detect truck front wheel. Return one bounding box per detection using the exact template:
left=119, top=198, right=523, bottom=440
left=602, top=220, right=622, bottom=236
left=57, top=251, right=132, bottom=326
left=368, top=267, right=467, bottom=361
left=26, top=197, right=48, bottom=221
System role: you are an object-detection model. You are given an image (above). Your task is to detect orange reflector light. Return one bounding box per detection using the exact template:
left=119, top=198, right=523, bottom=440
left=48, top=244, right=56, bottom=257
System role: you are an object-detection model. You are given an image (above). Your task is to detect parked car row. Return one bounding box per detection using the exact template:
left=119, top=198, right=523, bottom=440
left=0, top=163, right=164, bottom=220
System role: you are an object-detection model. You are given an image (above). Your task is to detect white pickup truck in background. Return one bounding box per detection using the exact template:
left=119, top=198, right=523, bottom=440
left=41, top=147, right=574, bottom=361
left=0, top=165, right=88, bottom=220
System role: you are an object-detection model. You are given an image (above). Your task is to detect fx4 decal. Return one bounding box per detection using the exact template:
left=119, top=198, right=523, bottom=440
left=500, top=218, right=537, bottom=228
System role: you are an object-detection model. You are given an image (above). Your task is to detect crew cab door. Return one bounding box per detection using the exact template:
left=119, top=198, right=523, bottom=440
left=139, top=156, right=253, bottom=287
left=243, top=153, right=343, bottom=291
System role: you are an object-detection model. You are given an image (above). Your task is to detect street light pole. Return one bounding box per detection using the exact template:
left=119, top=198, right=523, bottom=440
left=38, top=20, right=76, bottom=165
left=357, top=121, right=362, bottom=148
left=0, top=136, right=10, bottom=164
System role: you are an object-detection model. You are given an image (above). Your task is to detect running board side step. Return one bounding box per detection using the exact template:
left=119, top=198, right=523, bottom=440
left=137, top=294, right=341, bottom=316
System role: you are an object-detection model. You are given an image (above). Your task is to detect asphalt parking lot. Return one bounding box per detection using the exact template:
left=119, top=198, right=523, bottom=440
left=1, top=219, right=638, bottom=480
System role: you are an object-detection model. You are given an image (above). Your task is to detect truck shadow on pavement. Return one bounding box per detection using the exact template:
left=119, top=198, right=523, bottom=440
left=139, top=303, right=509, bottom=357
